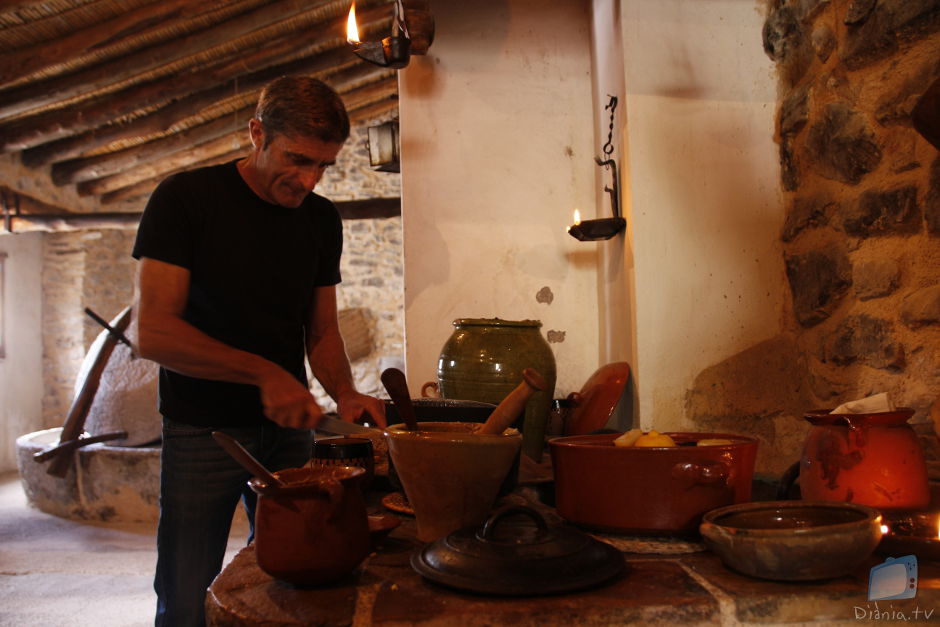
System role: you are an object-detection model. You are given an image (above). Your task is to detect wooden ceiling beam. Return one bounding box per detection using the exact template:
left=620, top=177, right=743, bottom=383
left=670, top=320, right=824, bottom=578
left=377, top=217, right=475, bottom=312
left=20, top=10, right=393, bottom=166
left=0, top=0, right=373, bottom=121
left=77, top=76, right=397, bottom=197
left=53, top=65, right=393, bottom=185
left=0, top=0, right=206, bottom=85
left=1, top=5, right=395, bottom=153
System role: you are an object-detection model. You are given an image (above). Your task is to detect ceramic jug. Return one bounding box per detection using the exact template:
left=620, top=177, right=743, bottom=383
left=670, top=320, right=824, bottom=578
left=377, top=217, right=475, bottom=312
left=437, top=318, right=556, bottom=460
left=799, top=408, right=930, bottom=510
left=249, top=466, right=370, bottom=585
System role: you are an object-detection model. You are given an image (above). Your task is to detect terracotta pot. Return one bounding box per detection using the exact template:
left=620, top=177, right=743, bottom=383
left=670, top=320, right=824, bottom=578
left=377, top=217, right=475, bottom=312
left=385, top=421, right=522, bottom=542
left=550, top=432, right=758, bottom=536
left=800, top=408, right=930, bottom=510
left=249, top=466, right=370, bottom=586
left=437, top=318, right=556, bottom=461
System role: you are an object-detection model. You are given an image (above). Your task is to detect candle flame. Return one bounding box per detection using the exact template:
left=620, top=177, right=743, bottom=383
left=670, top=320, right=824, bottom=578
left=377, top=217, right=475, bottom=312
left=346, top=3, right=360, bottom=44
left=573, top=209, right=581, bottom=225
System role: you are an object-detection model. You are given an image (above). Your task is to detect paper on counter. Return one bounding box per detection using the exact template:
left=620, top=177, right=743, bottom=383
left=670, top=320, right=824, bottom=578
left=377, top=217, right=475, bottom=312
left=830, top=392, right=895, bottom=414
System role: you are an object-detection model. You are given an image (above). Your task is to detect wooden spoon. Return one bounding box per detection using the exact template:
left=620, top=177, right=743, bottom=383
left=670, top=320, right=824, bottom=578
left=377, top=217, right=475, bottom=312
left=478, top=368, right=546, bottom=435
left=212, top=431, right=283, bottom=487
left=381, top=367, right=419, bottom=431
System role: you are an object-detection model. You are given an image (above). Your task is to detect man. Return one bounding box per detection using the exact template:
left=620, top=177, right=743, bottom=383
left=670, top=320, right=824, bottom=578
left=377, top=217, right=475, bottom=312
left=132, top=76, right=386, bottom=626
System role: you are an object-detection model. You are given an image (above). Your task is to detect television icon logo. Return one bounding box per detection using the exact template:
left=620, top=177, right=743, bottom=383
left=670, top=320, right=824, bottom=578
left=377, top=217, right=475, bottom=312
left=868, top=555, right=918, bottom=601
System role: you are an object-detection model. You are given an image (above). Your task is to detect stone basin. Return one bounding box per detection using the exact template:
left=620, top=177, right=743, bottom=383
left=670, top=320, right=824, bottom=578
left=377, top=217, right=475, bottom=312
left=16, top=427, right=160, bottom=523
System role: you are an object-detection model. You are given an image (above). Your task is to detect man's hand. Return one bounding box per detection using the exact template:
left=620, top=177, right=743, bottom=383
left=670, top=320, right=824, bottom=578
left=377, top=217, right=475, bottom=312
left=257, top=367, right=324, bottom=429
left=336, top=391, right=387, bottom=428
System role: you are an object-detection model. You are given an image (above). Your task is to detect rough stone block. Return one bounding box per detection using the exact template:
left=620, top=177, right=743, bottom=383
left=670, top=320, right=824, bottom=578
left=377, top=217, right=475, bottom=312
left=785, top=248, right=852, bottom=327
left=844, top=0, right=877, bottom=25
left=926, top=157, right=940, bottom=235
left=843, top=0, right=940, bottom=70
left=901, top=285, right=940, bottom=328
left=782, top=195, right=833, bottom=242
left=763, top=4, right=813, bottom=85
left=853, top=259, right=900, bottom=300
left=823, top=314, right=905, bottom=370
left=806, top=103, right=882, bottom=185
left=780, top=85, right=809, bottom=137
left=811, top=23, right=836, bottom=61
left=842, top=185, right=921, bottom=237
left=780, top=137, right=800, bottom=192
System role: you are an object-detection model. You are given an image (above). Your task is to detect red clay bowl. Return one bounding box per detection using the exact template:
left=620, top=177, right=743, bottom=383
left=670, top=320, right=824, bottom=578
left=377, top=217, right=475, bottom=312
left=549, top=432, right=757, bottom=535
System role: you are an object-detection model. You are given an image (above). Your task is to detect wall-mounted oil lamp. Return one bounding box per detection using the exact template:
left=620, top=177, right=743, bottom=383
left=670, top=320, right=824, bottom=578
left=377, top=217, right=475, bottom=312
left=567, top=156, right=626, bottom=241
left=568, top=94, right=626, bottom=242
left=347, top=0, right=434, bottom=70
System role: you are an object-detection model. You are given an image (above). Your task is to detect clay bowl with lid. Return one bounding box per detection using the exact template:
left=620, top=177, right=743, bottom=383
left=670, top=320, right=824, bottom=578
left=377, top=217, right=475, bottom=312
left=700, top=500, right=883, bottom=581
left=549, top=432, right=757, bottom=535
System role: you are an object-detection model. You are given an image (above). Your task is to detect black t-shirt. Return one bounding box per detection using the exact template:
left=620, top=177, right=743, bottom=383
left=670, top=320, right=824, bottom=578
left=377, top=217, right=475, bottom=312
left=132, top=160, right=343, bottom=427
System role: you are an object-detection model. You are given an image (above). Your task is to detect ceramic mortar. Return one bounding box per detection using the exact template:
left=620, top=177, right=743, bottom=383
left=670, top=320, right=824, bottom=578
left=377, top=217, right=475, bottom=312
left=385, top=421, right=522, bottom=542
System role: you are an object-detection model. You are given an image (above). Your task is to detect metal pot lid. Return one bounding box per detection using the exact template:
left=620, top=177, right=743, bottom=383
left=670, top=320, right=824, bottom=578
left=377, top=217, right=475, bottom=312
left=411, top=505, right=625, bottom=596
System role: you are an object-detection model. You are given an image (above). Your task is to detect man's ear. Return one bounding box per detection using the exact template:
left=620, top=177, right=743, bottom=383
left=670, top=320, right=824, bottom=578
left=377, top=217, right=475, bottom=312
left=248, top=118, right=264, bottom=149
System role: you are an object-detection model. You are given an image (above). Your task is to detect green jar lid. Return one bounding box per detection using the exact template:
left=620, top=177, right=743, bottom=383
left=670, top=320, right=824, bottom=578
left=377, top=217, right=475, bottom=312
left=452, top=318, right=542, bottom=328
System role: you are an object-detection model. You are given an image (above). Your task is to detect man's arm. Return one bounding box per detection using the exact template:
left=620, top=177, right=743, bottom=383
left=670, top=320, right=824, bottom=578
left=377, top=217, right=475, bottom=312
left=133, top=256, right=324, bottom=428
left=306, top=285, right=387, bottom=427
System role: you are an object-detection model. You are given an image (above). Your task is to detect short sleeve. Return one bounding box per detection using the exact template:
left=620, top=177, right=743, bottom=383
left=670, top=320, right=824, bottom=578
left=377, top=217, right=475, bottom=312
left=132, top=174, right=197, bottom=269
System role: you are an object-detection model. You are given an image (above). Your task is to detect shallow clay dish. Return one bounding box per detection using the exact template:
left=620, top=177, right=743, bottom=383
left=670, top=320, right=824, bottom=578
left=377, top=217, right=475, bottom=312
left=700, top=500, right=883, bottom=581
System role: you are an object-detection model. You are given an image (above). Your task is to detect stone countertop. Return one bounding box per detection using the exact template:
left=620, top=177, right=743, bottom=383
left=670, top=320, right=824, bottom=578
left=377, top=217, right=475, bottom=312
left=206, top=501, right=940, bottom=627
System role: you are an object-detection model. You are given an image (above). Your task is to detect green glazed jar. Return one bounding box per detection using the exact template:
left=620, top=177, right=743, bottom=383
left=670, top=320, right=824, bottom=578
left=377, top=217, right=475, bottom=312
left=437, top=318, right=557, bottom=460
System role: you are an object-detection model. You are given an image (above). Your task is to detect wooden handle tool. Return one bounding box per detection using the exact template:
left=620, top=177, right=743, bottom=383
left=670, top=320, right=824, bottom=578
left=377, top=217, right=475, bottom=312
left=478, top=368, right=545, bottom=435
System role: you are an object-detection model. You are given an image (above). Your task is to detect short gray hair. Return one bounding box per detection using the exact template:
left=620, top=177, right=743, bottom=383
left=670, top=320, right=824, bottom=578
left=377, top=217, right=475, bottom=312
left=254, top=76, right=350, bottom=146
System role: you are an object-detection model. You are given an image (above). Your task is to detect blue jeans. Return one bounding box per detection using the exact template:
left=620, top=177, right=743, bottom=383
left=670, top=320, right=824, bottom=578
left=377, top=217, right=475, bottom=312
left=154, top=418, right=311, bottom=627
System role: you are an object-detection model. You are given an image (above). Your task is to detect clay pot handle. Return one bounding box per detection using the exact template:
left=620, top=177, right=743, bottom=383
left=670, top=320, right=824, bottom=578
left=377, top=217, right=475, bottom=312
left=670, top=461, right=731, bottom=487
left=421, top=381, right=440, bottom=398
left=479, top=505, right=548, bottom=541
left=312, top=477, right=345, bottom=520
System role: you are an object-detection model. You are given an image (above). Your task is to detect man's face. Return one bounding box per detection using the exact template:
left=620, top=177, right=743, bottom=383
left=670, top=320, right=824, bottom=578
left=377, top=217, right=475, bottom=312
left=247, top=119, right=344, bottom=208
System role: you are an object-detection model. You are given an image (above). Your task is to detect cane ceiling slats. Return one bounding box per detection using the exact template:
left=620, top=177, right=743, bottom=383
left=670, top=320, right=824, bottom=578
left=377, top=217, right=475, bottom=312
left=0, top=0, right=400, bottom=217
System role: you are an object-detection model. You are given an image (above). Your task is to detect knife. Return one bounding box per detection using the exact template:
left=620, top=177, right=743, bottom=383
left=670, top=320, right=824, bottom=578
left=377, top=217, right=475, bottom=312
left=316, top=415, right=383, bottom=436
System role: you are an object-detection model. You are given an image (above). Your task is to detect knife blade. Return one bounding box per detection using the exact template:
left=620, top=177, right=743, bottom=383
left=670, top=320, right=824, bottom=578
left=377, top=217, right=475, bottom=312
left=316, top=415, right=383, bottom=436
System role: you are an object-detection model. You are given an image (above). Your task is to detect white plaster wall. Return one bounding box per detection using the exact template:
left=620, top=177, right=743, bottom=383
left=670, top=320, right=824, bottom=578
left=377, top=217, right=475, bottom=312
left=0, top=232, right=43, bottom=472
left=621, top=0, right=784, bottom=429
left=398, top=0, right=599, bottom=396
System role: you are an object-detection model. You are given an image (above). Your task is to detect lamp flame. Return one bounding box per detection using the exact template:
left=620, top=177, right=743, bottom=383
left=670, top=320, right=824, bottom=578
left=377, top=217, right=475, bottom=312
left=346, top=3, right=360, bottom=44
left=880, top=524, right=889, bottom=535
left=573, top=209, right=581, bottom=225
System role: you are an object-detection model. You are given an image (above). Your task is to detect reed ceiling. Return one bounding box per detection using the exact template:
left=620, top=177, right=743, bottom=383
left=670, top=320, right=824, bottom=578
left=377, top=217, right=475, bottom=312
left=0, top=0, right=401, bottom=226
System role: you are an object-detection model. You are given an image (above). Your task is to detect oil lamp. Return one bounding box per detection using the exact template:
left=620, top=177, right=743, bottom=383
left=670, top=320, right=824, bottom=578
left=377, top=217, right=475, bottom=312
left=568, top=95, right=626, bottom=242
left=347, top=1, right=433, bottom=69
left=877, top=511, right=940, bottom=562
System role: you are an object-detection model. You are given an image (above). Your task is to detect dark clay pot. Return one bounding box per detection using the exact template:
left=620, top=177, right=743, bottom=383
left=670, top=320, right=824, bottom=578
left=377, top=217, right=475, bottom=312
left=249, top=466, right=370, bottom=586
left=437, top=318, right=556, bottom=460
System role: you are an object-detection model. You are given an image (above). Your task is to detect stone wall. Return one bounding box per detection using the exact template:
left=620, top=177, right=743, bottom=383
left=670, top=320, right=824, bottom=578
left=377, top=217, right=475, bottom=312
left=39, top=116, right=403, bottom=427
left=715, top=0, right=939, bottom=477
left=686, top=0, right=939, bottom=478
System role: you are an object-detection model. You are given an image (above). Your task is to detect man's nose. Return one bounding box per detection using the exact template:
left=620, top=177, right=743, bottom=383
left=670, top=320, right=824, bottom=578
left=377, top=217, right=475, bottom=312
left=298, top=167, right=324, bottom=190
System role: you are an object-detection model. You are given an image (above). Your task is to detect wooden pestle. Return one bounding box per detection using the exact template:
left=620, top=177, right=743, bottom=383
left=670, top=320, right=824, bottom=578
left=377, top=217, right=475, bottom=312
left=477, top=368, right=546, bottom=435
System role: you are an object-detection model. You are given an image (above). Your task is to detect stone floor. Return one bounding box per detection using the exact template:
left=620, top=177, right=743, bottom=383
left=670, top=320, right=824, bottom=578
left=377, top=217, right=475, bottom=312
left=0, top=470, right=248, bottom=626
